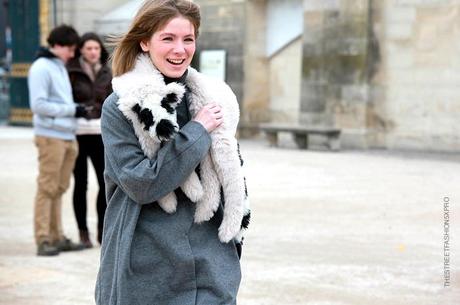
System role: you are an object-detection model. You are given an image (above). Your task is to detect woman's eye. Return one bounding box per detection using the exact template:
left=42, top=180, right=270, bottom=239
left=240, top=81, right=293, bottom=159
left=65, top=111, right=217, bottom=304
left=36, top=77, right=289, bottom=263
left=185, top=38, right=195, bottom=43
left=162, top=37, right=173, bottom=41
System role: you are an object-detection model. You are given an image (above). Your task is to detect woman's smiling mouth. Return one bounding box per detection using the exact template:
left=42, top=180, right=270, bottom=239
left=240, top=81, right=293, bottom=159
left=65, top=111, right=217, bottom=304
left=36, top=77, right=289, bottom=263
left=167, top=58, right=185, bottom=65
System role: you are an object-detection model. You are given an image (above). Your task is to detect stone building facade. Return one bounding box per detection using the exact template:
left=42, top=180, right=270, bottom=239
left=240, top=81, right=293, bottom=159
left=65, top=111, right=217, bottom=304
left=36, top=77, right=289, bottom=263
left=193, top=0, right=246, bottom=103
left=51, top=0, right=246, bottom=102
left=22, top=0, right=460, bottom=151
left=372, top=0, right=460, bottom=151
left=243, top=0, right=460, bottom=152
left=50, top=0, right=127, bottom=36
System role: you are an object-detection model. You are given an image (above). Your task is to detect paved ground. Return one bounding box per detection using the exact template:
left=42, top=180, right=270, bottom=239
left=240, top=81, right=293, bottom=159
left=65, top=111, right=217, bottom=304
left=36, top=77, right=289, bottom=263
left=0, top=125, right=459, bottom=305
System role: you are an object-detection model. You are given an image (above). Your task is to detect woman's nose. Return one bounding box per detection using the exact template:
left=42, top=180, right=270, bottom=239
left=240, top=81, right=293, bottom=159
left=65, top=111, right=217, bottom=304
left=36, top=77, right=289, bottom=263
left=173, top=42, right=185, bottom=53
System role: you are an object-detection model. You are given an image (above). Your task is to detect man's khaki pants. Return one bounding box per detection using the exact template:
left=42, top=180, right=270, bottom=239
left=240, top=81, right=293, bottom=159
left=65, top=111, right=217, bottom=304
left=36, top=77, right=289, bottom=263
left=34, top=136, right=78, bottom=245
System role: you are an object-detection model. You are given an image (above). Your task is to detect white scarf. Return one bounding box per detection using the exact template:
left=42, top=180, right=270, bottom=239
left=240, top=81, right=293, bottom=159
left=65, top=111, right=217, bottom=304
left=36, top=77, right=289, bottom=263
left=112, top=54, right=250, bottom=243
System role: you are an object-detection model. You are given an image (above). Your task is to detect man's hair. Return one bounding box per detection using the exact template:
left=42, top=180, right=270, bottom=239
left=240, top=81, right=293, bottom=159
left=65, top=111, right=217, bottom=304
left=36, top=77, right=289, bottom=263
left=47, top=24, right=79, bottom=47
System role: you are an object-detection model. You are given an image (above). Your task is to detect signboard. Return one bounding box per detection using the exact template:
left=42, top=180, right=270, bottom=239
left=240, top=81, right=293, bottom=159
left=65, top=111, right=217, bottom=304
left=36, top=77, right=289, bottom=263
left=199, top=50, right=226, bottom=81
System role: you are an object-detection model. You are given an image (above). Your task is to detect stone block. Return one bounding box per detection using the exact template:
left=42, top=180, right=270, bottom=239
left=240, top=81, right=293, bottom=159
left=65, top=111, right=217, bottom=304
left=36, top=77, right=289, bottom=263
left=391, top=69, right=416, bottom=84
left=387, top=22, right=414, bottom=40
left=328, top=54, right=368, bottom=84
left=337, top=38, right=367, bottom=56
left=386, top=133, right=429, bottom=151
left=304, top=0, right=340, bottom=12
left=341, top=0, right=369, bottom=15
left=428, top=135, right=460, bottom=152
left=414, top=22, right=438, bottom=51
left=341, top=85, right=369, bottom=104
left=269, top=39, right=302, bottom=119
left=340, top=129, right=370, bottom=149
left=226, top=56, right=244, bottom=80
left=303, top=11, right=326, bottom=30
left=385, top=7, right=416, bottom=23
left=302, top=41, right=324, bottom=57
left=333, top=103, right=367, bottom=129
left=299, top=112, right=334, bottom=126
left=386, top=44, right=415, bottom=68
left=300, top=82, right=327, bottom=112
left=393, top=0, right=452, bottom=8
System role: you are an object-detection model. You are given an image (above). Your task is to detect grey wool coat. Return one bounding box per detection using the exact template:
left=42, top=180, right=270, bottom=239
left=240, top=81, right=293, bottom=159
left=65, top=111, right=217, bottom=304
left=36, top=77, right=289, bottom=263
left=95, top=93, right=241, bottom=305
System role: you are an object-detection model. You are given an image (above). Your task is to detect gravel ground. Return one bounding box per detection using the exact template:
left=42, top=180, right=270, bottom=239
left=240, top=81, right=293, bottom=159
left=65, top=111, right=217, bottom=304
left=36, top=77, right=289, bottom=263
left=0, top=126, right=458, bottom=305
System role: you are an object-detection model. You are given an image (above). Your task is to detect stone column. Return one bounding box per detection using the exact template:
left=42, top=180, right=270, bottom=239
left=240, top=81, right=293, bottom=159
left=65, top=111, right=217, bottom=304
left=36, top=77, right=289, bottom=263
left=241, top=0, right=270, bottom=136
left=300, top=0, right=372, bottom=148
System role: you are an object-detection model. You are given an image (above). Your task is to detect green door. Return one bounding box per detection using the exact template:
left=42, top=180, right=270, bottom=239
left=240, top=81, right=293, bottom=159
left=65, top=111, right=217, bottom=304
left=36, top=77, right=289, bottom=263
left=8, top=0, right=40, bottom=125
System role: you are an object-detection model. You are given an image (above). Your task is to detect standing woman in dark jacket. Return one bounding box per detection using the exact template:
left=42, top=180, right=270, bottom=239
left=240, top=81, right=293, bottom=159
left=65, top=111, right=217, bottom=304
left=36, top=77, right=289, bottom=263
left=67, top=32, right=112, bottom=248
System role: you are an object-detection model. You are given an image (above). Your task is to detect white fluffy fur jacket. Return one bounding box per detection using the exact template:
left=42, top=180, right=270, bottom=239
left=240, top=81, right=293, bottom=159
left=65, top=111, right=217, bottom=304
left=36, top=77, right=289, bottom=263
left=112, top=54, right=250, bottom=243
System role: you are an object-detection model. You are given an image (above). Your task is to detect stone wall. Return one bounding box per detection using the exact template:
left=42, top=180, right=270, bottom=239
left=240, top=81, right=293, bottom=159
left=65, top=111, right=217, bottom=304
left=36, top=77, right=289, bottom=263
left=54, top=0, right=246, bottom=104
left=241, top=0, right=270, bottom=130
left=375, top=0, right=460, bottom=151
left=49, top=0, right=460, bottom=151
left=299, top=0, right=460, bottom=151
left=55, top=0, right=127, bottom=34
left=300, top=0, right=372, bottom=148
left=194, top=0, right=246, bottom=104
left=242, top=0, right=302, bottom=129
left=53, top=0, right=248, bottom=125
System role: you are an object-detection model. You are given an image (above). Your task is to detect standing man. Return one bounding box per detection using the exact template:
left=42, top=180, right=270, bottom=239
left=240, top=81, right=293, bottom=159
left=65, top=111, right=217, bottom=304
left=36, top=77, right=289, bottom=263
left=28, top=25, right=89, bottom=256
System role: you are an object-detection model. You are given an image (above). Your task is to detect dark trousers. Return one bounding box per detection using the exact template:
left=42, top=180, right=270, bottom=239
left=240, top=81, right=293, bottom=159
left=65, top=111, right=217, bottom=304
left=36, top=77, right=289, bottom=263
left=72, top=134, right=106, bottom=238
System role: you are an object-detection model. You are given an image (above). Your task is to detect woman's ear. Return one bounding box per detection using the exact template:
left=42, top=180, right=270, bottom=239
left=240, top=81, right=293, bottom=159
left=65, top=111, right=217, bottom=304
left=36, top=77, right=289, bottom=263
left=140, top=40, right=150, bottom=52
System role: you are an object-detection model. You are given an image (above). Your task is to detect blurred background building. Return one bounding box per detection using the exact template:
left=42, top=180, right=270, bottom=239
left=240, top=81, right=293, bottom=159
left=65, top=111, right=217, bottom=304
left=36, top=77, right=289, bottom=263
left=0, top=0, right=9, bottom=122
left=1, top=0, right=460, bottom=151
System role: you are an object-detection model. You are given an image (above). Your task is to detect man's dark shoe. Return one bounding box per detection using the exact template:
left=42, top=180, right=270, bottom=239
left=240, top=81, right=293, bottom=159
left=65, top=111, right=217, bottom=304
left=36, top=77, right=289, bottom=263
left=37, top=241, right=60, bottom=256
left=54, top=238, right=85, bottom=252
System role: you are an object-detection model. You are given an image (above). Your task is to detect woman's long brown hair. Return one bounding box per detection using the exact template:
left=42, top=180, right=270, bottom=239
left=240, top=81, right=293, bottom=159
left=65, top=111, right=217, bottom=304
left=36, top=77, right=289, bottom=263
left=111, top=0, right=201, bottom=77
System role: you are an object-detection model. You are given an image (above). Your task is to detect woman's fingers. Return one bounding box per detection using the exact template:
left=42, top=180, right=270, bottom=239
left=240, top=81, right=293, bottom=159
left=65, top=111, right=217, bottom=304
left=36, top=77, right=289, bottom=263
left=214, top=111, right=223, bottom=119
left=206, top=103, right=221, bottom=113
left=192, top=103, right=224, bottom=132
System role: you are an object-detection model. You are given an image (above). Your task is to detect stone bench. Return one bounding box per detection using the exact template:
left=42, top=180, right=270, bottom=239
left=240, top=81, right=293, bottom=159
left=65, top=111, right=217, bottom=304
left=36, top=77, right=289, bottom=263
left=259, top=123, right=341, bottom=151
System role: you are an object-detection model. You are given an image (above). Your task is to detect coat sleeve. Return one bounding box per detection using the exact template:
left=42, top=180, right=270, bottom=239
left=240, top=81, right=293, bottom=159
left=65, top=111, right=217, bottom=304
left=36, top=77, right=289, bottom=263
left=101, top=94, right=212, bottom=205
left=28, top=61, right=76, bottom=117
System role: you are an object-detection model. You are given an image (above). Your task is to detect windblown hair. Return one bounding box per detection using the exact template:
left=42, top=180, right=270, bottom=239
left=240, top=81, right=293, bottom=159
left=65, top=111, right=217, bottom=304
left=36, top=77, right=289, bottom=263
left=111, top=0, right=201, bottom=76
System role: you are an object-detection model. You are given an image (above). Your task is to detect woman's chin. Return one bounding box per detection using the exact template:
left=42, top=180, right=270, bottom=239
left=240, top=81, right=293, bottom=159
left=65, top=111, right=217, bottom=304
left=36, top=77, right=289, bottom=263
left=162, top=62, right=189, bottom=78
left=164, top=69, right=186, bottom=78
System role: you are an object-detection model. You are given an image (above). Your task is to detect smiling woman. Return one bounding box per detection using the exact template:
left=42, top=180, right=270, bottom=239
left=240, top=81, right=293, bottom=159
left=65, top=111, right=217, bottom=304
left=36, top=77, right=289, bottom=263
left=95, top=1, right=250, bottom=305
left=140, top=16, right=196, bottom=78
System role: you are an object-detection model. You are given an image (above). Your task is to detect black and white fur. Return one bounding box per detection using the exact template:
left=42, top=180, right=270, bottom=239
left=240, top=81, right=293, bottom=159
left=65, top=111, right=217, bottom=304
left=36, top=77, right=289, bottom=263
left=114, top=75, right=203, bottom=214
left=113, top=54, right=250, bottom=243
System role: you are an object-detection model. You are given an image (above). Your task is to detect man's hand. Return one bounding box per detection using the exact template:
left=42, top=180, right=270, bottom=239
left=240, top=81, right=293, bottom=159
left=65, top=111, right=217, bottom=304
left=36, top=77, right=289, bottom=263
left=75, top=105, right=93, bottom=119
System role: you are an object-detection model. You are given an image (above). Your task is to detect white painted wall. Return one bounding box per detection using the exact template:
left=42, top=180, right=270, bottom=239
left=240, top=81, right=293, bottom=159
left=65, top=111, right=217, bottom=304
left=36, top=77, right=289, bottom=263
left=266, top=0, right=303, bottom=56
left=269, top=38, right=302, bottom=122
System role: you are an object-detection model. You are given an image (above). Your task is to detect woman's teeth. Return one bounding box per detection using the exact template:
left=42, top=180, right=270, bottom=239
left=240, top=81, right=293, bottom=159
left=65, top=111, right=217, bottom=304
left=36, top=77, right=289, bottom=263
left=167, top=59, right=185, bottom=65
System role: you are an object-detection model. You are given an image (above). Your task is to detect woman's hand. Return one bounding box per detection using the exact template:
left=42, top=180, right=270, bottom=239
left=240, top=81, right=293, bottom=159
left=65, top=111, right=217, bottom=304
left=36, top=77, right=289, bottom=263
left=193, top=103, right=223, bottom=132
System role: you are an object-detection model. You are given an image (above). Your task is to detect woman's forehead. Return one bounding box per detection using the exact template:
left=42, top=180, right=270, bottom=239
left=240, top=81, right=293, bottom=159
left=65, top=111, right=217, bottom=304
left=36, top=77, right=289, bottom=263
left=155, top=16, right=195, bottom=36
left=82, top=40, right=100, bottom=47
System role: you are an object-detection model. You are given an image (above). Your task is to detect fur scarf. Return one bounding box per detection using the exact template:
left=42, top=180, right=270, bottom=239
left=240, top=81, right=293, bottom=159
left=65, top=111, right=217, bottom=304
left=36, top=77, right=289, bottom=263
left=112, top=54, right=250, bottom=243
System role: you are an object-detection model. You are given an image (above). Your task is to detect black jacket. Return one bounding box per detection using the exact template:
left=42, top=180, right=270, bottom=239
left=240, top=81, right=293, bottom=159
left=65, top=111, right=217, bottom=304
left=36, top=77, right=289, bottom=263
left=66, top=57, right=112, bottom=119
